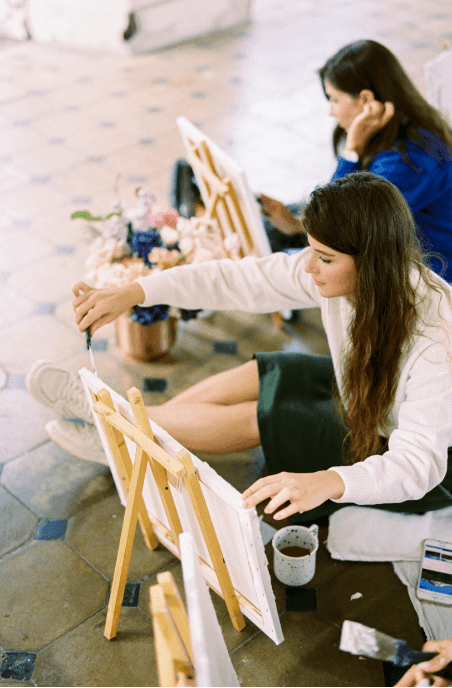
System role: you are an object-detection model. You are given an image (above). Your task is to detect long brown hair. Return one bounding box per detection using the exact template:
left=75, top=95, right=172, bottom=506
left=302, top=172, right=451, bottom=464
left=319, top=39, right=452, bottom=169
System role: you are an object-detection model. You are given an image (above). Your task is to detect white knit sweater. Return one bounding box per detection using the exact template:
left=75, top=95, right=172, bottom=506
left=136, top=248, right=452, bottom=507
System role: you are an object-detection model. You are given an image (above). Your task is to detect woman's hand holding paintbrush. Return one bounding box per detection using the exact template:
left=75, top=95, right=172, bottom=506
left=395, top=639, right=452, bottom=687
left=340, top=621, right=452, bottom=686
left=72, top=281, right=146, bottom=335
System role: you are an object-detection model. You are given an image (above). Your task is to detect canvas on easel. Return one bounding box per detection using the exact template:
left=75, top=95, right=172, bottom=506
left=150, top=532, right=240, bottom=688
left=176, top=116, right=272, bottom=259
left=79, top=367, right=283, bottom=646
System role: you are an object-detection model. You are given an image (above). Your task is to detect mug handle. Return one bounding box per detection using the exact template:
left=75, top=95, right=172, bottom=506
left=309, top=524, right=319, bottom=538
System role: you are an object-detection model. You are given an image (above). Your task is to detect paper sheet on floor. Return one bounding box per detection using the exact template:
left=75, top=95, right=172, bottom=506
left=326, top=505, right=452, bottom=640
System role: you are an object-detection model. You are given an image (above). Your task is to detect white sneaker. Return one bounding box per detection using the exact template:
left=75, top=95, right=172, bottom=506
left=45, top=419, right=108, bottom=465
left=26, top=360, right=92, bottom=423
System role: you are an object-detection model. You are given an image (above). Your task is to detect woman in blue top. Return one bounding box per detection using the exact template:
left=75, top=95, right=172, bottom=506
left=261, top=39, right=452, bottom=281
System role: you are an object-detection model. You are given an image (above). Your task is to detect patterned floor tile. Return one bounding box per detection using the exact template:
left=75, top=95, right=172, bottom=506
left=0, top=486, right=38, bottom=557
left=0, top=540, right=108, bottom=652
left=1, top=442, right=114, bottom=518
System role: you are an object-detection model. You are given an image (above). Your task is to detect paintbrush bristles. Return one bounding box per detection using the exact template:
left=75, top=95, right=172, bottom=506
left=340, top=621, right=399, bottom=661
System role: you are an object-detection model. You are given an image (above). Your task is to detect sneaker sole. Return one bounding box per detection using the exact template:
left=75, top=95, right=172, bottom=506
left=26, top=359, right=93, bottom=423
left=45, top=420, right=109, bottom=465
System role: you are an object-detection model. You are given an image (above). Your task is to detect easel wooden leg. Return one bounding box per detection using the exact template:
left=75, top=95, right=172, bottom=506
left=104, top=446, right=149, bottom=640
left=95, top=389, right=158, bottom=551
left=177, top=450, right=245, bottom=632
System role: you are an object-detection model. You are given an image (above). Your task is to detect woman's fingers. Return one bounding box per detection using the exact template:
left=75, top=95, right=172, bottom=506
left=264, top=486, right=291, bottom=514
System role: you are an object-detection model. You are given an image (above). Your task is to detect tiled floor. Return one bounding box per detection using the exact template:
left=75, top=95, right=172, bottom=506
left=0, top=1, right=451, bottom=685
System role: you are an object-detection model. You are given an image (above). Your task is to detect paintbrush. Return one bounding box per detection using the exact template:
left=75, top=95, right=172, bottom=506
left=340, top=621, right=452, bottom=680
left=85, top=327, right=98, bottom=376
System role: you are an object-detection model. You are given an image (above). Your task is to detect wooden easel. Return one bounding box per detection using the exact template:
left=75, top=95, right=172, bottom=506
left=150, top=571, right=196, bottom=687
left=185, top=137, right=253, bottom=259
left=90, top=386, right=245, bottom=640
left=186, top=136, right=284, bottom=327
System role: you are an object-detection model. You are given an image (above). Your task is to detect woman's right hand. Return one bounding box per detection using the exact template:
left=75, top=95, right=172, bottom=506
left=72, top=281, right=145, bottom=335
left=344, top=100, right=395, bottom=157
left=395, top=638, right=452, bottom=687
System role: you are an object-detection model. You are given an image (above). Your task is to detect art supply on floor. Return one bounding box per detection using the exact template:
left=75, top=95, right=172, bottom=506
left=272, top=524, right=319, bottom=586
left=339, top=620, right=452, bottom=680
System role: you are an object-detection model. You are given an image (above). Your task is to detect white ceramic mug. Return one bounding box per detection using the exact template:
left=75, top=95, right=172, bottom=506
left=272, top=524, right=319, bottom=586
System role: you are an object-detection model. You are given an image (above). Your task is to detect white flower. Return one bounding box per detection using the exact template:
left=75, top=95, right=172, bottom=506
left=160, top=225, right=179, bottom=245
left=179, top=236, right=194, bottom=255
left=192, top=247, right=215, bottom=263
left=223, top=233, right=240, bottom=252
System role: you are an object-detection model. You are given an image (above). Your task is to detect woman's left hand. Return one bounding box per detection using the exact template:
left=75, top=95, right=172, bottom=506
left=242, top=470, right=345, bottom=520
left=345, top=100, right=395, bottom=157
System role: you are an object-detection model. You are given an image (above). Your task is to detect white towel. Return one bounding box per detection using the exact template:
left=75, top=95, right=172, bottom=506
left=326, top=505, right=452, bottom=640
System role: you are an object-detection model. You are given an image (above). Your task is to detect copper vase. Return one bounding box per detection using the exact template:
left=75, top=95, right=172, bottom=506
left=115, top=314, right=177, bottom=361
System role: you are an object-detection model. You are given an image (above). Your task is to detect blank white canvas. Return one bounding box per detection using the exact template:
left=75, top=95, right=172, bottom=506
left=79, top=368, right=283, bottom=645
left=424, top=48, right=452, bottom=123
left=180, top=532, right=240, bottom=688
left=176, top=116, right=272, bottom=258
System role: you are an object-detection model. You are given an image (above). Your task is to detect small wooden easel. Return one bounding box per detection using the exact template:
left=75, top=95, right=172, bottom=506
left=90, top=386, right=245, bottom=640
left=150, top=571, right=195, bottom=687
left=186, top=136, right=284, bottom=327
left=185, top=137, right=253, bottom=260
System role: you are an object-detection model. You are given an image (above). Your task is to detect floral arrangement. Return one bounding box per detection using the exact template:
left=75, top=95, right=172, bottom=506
left=72, top=187, right=241, bottom=325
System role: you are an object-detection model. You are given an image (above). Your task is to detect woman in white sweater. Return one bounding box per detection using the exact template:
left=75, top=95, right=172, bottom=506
left=69, top=173, right=452, bottom=521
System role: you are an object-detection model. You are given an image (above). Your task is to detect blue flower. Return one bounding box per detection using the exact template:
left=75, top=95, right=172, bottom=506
left=130, top=304, right=169, bottom=324
left=129, top=229, right=163, bottom=266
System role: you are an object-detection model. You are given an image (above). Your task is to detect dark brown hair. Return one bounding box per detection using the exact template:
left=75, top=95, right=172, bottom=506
left=302, top=171, right=450, bottom=464
left=319, top=39, right=452, bottom=168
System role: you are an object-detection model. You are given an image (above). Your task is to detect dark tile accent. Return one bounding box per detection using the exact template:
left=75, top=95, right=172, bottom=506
left=87, top=156, right=105, bottom=163
left=213, top=341, right=238, bottom=355
left=152, top=78, right=169, bottom=84
left=429, top=13, right=449, bottom=19
left=147, top=106, right=161, bottom=113
left=12, top=218, right=31, bottom=228
left=0, top=652, right=36, bottom=681
left=99, top=121, right=116, bottom=128
left=30, top=175, right=51, bottom=183
left=411, top=42, right=429, bottom=49
left=13, top=119, right=31, bottom=127
left=49, top=137, right=66, bottom=144
left=234, top=52, right=247, bottom=60
left=32, top=303, right=56, bottom=315
left=128, top=176, right=148, bottom=183
left=91, top=339, right=108, bottom=352
left=139, top=139, right=154, bottom=146
left=191, top=91, right=206, bottom=99
left=73, top=196, right=92, bottom=204
left=143, top=377, right=167, bottom=393
left=6, top=374, right=26, bottom=389
left=35, top=518, right=68, bottom=540
left=286, top=587, right=317, bottom=612
left=107, top=582, right=140, bottom=607
left=231, top=77, right=242, bottom=84
left=56, top=245, right=75, bottom=254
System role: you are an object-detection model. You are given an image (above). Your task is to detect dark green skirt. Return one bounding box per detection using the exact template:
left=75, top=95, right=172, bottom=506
left=255, top=352, right=452, bottom=524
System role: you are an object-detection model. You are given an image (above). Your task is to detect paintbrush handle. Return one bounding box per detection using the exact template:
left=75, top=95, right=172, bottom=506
left=401, top=649, right=452, bottom=680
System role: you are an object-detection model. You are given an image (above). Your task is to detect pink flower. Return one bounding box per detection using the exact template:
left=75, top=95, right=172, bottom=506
left=148, top=208, right=179, bottom=229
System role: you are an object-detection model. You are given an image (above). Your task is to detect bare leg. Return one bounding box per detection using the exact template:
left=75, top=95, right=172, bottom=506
left=146, top=360, right=261, bottom=453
